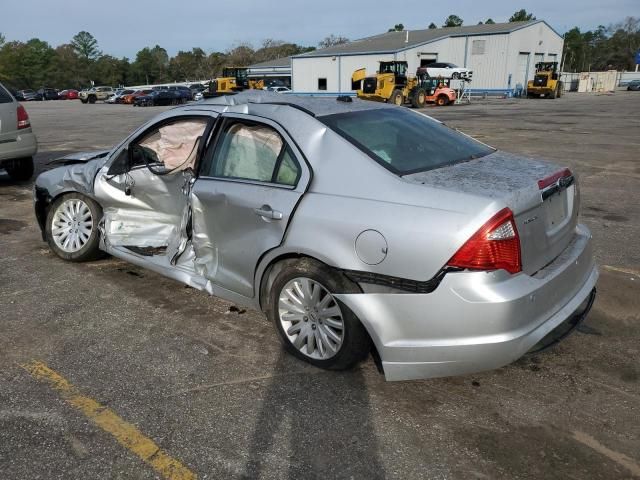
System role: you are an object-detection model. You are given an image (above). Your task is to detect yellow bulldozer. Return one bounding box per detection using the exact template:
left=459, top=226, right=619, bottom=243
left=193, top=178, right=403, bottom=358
left=527, top=62, right=563, bottom=98
left=352, top=61, right=456, bottom=107
left=206, top=67, right=264, bottom=97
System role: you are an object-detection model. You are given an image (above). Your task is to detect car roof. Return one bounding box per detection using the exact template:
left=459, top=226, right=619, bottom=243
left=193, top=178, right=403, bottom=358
left=198, top=90, right=394, bottom=117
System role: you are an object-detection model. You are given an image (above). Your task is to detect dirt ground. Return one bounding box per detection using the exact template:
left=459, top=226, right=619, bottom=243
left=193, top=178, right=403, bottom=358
left=0, top=93, right=638, bottom=479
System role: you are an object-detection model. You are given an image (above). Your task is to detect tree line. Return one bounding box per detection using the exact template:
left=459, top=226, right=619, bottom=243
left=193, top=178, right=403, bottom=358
left=0, top=32, right=317, bottom=90
left=1, top=11, right=638, bottom=90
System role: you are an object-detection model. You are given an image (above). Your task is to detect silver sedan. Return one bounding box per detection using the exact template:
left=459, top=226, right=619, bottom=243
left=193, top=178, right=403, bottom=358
left=33, top=91, right=598, bottom=381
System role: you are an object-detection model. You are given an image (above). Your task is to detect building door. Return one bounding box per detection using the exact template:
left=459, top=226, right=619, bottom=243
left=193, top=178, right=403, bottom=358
left=419, top=53, right=437, bottom=68
left=516, top=52, right=530, bottom=87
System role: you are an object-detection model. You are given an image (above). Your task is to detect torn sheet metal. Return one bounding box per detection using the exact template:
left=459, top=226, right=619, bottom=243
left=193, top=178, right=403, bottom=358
left=189, top=191, right=219, bottom=279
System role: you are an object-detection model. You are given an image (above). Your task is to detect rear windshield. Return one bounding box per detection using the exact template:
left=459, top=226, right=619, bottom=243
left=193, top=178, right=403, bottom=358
left=319, top=108, right=494, bottom=175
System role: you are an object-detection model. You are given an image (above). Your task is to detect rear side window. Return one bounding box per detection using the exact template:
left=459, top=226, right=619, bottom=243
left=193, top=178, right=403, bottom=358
left=319, top=108, right=494, bottom=175
left=0, top=84, right=14, bottom=104
left=206, top=122, right=301, bottom=186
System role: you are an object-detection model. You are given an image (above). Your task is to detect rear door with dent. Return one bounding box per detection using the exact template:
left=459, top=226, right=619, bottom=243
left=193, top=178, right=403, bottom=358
left=190, top=114, right=310, bottom=298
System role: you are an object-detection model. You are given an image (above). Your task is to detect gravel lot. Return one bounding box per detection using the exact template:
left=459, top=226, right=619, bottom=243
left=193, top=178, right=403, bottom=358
left=1, top=93, right=639, bottom=479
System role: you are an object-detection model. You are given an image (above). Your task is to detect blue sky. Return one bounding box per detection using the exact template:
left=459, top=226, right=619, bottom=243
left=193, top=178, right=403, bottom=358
left=2, top=0, right=638, bottom=57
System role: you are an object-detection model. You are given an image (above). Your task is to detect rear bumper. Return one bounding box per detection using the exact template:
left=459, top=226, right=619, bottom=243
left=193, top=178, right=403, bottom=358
left=335, top=224, right=598, bottom=381
left=0, top=130, right=37, bottom=164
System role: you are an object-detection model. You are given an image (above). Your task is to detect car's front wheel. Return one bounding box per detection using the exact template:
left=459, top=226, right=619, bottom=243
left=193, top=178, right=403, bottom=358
left=45, top=193, right=103, bottom=262
left=268, top=259, right=371, bottom=371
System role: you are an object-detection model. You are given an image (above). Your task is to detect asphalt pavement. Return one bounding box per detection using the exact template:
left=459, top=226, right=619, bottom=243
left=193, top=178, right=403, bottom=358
left=0, top=93, right=639, bottom=479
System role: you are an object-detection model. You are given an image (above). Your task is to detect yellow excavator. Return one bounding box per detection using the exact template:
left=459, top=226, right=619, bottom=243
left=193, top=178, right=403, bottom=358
left=527, top=62, right=563, bottom=98
left=206, top=67, right=265, bottom=97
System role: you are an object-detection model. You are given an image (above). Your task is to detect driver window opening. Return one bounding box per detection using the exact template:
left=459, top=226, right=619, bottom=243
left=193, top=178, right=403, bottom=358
left=137, top=118, right=208, bottom=173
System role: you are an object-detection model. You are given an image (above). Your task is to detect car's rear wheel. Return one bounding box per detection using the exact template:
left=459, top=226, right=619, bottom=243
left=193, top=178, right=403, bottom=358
left=436, top=94, right=448, bottom=106
left=5, top=157, right=34, bottom=181
left=45, top=193, right=103, bottom=262
left=268, top=259, right=371, bottom=370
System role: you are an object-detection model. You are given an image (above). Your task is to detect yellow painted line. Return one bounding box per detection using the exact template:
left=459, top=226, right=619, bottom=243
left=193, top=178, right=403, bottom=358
left=21, top=360, right=196, bottom=480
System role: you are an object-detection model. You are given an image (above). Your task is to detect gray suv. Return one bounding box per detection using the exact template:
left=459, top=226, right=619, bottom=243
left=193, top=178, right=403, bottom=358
left=0, top=82, right=37, bottom=180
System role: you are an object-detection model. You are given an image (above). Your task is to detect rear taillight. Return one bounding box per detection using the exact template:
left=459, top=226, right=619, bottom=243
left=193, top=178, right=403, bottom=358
left=447, top=208, right=522, bottom=274
left=17, top=104, right=30, bottom=129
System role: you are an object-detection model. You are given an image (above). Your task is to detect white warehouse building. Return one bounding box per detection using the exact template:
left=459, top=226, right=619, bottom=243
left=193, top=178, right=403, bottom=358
left=291, top=20, right=564, bottom=96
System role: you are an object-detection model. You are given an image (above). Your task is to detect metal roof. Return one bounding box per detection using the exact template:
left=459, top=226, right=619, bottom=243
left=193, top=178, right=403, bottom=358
left=248, top=57, right=292, bottom=69
left=293, top=20, right=553, bottom=58
left=199, top=90, right=394, bottom=117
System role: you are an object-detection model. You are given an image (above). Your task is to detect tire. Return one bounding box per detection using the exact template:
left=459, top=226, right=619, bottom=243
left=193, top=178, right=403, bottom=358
left=548, top=88, right=556, bottom=99
left=88, top=95, right=96, bottom=104
left=436, top=94, right=448, bottom=106
left=556, top=82, right=563, bottom=98
left=81, top=98, right=88, bottom=104
left=411, top=88, right=426, bottom=108
left=390, top=89, right=404, bottom=106
left=45, top=193, right=103, bottom=262
left=452, top=72, right=460, bottom=79
left=267, top=258, right=371, bottom=371
left=5, top=157, right=34, bottom=181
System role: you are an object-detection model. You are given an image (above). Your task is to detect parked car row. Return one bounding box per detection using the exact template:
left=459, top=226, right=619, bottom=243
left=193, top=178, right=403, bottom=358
left=14, top=88, right=80, bottom=101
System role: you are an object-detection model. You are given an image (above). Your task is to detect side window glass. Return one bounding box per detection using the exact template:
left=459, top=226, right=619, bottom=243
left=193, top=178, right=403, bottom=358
left=133, top=118, right=208, bottom=173
left=275, top=148, right=300, bottom=186
left=212, top=123, right=282, bottom=182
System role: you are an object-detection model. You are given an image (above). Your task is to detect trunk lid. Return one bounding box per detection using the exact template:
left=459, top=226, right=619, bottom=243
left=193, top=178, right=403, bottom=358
left=403, top=150, right=579, bottom=275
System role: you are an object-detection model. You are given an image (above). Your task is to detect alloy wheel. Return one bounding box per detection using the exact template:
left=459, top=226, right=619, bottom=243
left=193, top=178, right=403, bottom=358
left=278, top=277, right=345, bottom=360
left=51, top=198, right=93, bottom=253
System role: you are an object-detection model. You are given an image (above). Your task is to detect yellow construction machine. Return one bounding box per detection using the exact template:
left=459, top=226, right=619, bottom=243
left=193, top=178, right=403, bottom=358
left=352, top=61, right=427, bottom=107
left=206, top=67, right=264, bottom=97
left=352, top=61, right=456, bottom=107
left=527, top=62, right=563, bottom=98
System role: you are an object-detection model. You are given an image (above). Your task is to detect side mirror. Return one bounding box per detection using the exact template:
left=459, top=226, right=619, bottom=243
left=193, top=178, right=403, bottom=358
left=106, top=147, right=131, bottom=176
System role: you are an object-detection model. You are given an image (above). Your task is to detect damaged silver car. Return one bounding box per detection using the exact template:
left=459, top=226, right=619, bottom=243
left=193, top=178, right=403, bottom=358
left=34, top=91, right=598, bottom=381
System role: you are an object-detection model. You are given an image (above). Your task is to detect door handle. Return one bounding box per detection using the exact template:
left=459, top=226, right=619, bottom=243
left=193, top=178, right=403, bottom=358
left=254, top=205, right=283, bottom=220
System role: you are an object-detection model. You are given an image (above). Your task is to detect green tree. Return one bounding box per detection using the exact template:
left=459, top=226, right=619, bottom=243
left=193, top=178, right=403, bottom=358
left=485, top=18, right=495, bottom=24
left=443, top=15, right=463, bottom=28
left=388, top=24, right=404, bottom=32
left=71, top=31, right=100, bottom=61
left=94, top=55, right=130, bottom=86
left=131, top=45, right=169, bottom=84
left=428, top=22, right=438, bottom=29
left=509, top=9, right=536, bottom=22
left=169, top=48, right=208, bottom=81
left=49, top=44, right=85, bottom=88
left=318, top=35, right=349, bottom=49
left=207, top=51, right=227, bottom=78
left=0, top=38, right=55, bottom=88
left=225, top=43, right=255, bottom=67
left=252, top=39, right=315, bottom=65
left=0, top=32, right=5, bottom=47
